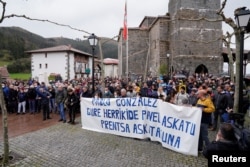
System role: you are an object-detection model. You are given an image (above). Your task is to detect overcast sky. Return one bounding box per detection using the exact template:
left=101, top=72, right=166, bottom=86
left=0, top=0, right=250, bottom=49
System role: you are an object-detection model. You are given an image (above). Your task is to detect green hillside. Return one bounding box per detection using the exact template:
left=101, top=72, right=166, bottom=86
left=0, top=26, right=118, bottom=73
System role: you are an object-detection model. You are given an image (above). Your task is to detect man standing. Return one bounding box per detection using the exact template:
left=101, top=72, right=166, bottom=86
left=196, top=90, right=215, bottom=152
left=55, top=84, right=67, bottom=123
left=8, top=84, right=18, bottom=114
left=27, top=85, right=37, bottom=114
left=37, top=87, right=52, bottom=121
left=210, top=85, right=229, bottom=131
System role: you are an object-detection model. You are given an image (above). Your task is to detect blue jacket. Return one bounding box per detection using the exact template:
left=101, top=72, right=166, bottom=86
left=2, top=86, right=9, bottom=99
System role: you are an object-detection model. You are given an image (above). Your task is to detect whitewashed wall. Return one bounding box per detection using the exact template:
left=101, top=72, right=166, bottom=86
left=32, top=52, right=68, bottom=83
left=104, top=64, right=118, bottom=77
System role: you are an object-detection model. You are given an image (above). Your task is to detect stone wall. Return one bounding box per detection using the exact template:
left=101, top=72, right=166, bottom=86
left=118, top=0, right=223, bottom=78
left=148, top=16, right=171, bottom=76
left=120, top=29, right=149, bottom=76
left=169, top=0, right=223, bottom=75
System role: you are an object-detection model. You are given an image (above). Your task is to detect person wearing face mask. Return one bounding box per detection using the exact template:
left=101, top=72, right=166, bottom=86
left=103, top=86, right=113, bottom=98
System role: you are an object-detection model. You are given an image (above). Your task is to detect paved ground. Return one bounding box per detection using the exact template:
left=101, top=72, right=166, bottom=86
left=0, top=112, right=217, bottom=167
left=0, top=112, right=61, bottom=138
left=1, top=110, right=250, bottom=167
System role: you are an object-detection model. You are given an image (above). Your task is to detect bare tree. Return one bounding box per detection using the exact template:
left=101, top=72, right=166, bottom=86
left=0, top=0, right=92, bottom=165
left=222, top=32, right=235, bottom=83
left=0, top=74, right=9, bottom=165
left=217, top=0, right=243, bottom=113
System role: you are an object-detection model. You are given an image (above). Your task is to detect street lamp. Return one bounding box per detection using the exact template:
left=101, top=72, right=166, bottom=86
left=88, top=33, right=98, bottom=94
left=234, top=7, right=250, bottom=113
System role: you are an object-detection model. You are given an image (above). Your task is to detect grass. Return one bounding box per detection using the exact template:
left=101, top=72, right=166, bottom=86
left=9, top=73, right=31, bottom=80
left=0, top=61, right=10, bottom=67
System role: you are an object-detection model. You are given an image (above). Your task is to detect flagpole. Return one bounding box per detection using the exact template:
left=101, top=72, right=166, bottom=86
left=125, top=0, right=128, bottom=80
left=126, top=32, right=128, bottom=80
left=120, top=33, right=123, bottom=78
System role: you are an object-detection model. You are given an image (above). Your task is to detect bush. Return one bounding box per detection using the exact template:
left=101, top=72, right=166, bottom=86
left=7, top=58, right=31, bottom=73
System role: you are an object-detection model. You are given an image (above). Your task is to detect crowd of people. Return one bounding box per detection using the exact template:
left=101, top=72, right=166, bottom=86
left=1, top=72, right=250, bottom=155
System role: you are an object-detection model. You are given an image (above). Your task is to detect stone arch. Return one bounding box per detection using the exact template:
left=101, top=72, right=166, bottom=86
left=195, top=64, right=208, bottom=74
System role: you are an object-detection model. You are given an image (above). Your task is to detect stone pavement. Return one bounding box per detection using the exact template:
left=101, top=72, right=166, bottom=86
left=0, top=115, right=217, bottom=167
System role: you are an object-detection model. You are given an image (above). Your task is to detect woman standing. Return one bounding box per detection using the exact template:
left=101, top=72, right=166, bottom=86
left=67, top=88, right=79, bottom=124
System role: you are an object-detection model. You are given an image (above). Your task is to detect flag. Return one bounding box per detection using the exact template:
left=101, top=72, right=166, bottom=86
left=123, top=0, right=127, bottom=40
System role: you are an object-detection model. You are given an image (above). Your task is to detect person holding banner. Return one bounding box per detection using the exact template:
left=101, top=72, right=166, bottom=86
left=196, top=89, right=215, bottom=152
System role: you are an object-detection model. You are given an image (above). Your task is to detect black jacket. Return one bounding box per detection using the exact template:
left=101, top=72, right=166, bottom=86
left=81, top=90, right=92, bottom=98
left=203, top=140, right=239, bottom=158
left=27, top=88, right=37, bottom=100
left=9, top=88, right=18, bottom=102
left=67, top=93, right=79, bottom=108
left=214, top=91, right=228, bottom=111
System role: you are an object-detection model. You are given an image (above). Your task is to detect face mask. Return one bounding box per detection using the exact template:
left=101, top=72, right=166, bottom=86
left=105, top=91, right=108, bottom=93
left=95, top=96, right=98, bottom=98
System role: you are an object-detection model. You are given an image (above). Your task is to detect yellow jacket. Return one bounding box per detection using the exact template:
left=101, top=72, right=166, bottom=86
left=196, top=97, right=215, bottom=113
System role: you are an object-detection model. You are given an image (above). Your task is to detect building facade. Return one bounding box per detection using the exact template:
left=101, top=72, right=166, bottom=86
left=103, top=58, right=119, bottom=78
left=118, top=0, right=223, bottom=78
left=27, top=45, right=94, bottom=83
left=169, top=0, right=223, bottom=75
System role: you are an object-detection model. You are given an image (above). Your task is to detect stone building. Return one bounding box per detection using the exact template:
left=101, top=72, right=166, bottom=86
left=169, top=0, right=223, bottom=75
left=118, top=0, right=223, bottom=78
left=118, top=16, right=170, bottom=77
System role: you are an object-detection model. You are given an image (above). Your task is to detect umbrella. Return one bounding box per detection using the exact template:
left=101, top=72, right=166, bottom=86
left=173, top=74, right=187, bottom=79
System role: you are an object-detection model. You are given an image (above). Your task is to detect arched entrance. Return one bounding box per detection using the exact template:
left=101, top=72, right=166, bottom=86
left=195, top=64, right=208, bottom=74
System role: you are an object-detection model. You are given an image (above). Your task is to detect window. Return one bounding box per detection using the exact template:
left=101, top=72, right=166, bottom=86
left=39, top=64, right=42, bottom=69
left=45, top=53, right=47, bottom=58
left=45, top=63, right=48, bottom=69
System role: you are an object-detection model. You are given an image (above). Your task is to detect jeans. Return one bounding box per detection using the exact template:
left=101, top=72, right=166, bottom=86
left=213, top=110, right=224, bottom=129
left=49, top=98, right=55, bottom=112
left=198, top=123, right=210, bottom=150
left=58, top=102, right=66, bottom=121
left=29, top=99, right=36, bottom=113
left=18, top=101, right=26, bottom=113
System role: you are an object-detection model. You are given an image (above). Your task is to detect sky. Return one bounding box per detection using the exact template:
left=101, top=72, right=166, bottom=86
left=0, top=0, right=250, bottom=49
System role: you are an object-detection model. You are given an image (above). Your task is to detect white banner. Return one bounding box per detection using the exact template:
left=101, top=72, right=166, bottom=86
left=81, top=97, right=202, bottom=156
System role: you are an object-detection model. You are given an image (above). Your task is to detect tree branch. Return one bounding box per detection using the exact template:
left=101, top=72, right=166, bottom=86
left=217, top=0, right=238, bottom=31
left=3, top=14, right=91, bottom=35
left=217, top=0, right=226, bottom=15
left=0, top=0, right=6, bottom=23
